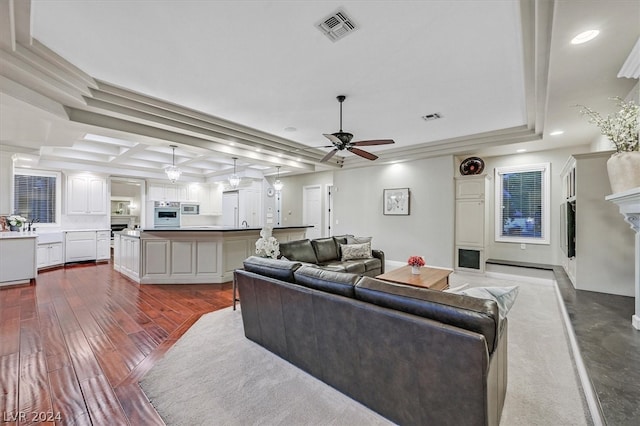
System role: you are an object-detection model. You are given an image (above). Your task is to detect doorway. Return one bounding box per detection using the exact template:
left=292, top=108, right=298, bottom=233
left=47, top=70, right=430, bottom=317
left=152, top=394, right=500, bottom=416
left=303, top=185, right=322, bottom=239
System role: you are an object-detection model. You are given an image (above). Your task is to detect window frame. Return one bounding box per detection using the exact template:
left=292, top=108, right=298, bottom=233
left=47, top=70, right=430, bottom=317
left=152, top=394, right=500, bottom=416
left=13, top=168, right=62, bottom=228
left=494, top=163, right=550, bottom=245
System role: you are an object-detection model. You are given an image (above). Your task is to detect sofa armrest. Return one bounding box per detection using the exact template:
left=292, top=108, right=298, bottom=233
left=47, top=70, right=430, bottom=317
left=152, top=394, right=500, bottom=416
left=372, top=249, right=385, bottom=273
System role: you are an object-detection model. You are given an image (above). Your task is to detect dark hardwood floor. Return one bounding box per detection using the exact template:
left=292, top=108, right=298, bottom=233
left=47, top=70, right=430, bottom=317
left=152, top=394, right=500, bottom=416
left=0, top=262, right=233, bottom=425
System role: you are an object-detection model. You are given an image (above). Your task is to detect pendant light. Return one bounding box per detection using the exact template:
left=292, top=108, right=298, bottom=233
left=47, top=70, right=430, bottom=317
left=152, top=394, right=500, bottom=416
left=273, top=166, right=284, bottom=191
left=165, top=145, right=182, bottom=183
left=228, top=157, right=241, bottom=188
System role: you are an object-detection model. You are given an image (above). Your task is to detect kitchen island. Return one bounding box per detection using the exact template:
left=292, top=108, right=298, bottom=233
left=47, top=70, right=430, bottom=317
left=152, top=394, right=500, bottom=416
left=0, top=232, right=37, bottom=287
left=113, top=226, right=309, bottom=284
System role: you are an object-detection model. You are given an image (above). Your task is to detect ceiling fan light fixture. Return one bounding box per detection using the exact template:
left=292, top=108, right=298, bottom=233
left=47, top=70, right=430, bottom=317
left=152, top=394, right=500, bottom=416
left=228, top=157, right=241, bottom=188
left=165, top=145, right=182, bottom=183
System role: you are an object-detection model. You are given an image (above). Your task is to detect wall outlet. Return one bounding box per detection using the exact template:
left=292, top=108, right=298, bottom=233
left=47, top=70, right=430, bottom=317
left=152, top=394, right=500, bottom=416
left=520, top=243, right=526, bottom=250
left=335, top=219, right=339, bottom=225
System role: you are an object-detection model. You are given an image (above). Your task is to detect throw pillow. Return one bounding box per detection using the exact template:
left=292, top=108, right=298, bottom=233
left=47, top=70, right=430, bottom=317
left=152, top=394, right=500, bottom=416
left=340, top=242, right=373, bottom=261
left=451, top=286, right=519, bottom=320
left=346, top=236, right=372, bottom=244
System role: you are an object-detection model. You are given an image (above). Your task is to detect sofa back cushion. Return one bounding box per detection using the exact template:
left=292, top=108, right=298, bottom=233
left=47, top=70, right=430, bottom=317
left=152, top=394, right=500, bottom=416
left=243, top=256, right=302, bottom=283
left=355, top=277, right=500, bottom=353
left=311, top=238, right=339, bottom=263
left=278, top=239, right=318, bottom=264
left=294, top=266, right=359, bottom=298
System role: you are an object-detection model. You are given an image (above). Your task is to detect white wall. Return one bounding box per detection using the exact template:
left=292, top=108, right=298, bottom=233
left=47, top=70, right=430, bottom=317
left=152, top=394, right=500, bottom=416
left=482, top=145, right=590, bottom=265
left=332, top=156, right=455, bottom=269
left=0, top=150, right=12, bottom=215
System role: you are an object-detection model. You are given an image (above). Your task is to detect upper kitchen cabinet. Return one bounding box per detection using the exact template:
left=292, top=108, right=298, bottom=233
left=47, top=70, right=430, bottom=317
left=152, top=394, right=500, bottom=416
left=66, top=173, right=108, bottom=215
left=147, top=182, right=189, bottom=202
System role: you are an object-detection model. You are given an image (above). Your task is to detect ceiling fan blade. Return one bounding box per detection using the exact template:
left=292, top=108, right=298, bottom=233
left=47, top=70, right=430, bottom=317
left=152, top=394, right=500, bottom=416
left=351, top=139, right=395, bottom=146
left=323, top=133, right=342, bottom=145
left=321, top=149, right=339, bottom=162
left=348, top=147, right=378, bottom=161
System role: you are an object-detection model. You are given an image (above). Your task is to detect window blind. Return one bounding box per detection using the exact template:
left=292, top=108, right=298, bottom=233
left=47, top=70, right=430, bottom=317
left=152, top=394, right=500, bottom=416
left=499, top=170, right=543, bottom=238
left=14, top=174, right=57, bottom=223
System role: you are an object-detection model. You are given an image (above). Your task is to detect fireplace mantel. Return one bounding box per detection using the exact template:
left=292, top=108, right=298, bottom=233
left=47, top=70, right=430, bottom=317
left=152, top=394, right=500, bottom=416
left=606, top=187, right=640, bottom=330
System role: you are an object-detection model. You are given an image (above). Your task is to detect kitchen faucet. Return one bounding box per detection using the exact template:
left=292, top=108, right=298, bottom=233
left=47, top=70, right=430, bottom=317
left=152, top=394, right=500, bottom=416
left=241, top=220, right=248, bottom=228
left=27, top=218, right=39, bottom=232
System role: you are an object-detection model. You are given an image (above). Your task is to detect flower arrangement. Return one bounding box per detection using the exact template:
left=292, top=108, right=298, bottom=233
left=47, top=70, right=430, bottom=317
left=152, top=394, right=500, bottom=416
left=407, top=255, right=425, bottom=267
left=7, top=215, right=27, bottom=229
left=576, top=97, right=639, bottom=153
left=255, top=227, right=280, bottom=259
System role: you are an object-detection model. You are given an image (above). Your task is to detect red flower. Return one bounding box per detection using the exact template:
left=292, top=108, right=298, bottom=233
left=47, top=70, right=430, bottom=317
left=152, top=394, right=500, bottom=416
left=407, top=256, right=425, bottom=267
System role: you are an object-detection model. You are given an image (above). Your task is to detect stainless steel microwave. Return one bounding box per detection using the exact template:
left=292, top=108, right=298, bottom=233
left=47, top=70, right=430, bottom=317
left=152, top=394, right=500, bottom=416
left=181, top=203, right=200, bottom=215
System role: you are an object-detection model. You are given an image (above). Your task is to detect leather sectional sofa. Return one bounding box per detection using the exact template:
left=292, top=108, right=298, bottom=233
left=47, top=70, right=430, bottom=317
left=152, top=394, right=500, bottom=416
left=278, top=235, right=385, bottom=277
left=235, top=256, right=508, bottom=426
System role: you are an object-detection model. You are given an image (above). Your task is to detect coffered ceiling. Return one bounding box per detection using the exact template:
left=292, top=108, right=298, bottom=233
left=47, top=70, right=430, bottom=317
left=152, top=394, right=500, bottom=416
left=0, top=0, right=638, bottom=182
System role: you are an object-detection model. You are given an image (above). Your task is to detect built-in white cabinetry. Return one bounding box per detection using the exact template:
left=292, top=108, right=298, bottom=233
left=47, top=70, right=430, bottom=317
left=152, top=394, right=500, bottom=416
left=454, top=175, right=489, bottom=272
left=148, top=182, right=188, bottom=201
left=96, top=230, right=110, bottom=260
left=239, top=188, right=262, bottom=227
left=560, top=152, right=635, bottom=296
left=199, top=184, right=223, bottom=215
left=37, top=232, right=65, bottom=269
left=65, top=231, right=98, bottom=263
left=0, top=235, right=37, bottom=286
left=66, top=174, right=108, bottom=215
left=113, top=233, right=140, bottom=281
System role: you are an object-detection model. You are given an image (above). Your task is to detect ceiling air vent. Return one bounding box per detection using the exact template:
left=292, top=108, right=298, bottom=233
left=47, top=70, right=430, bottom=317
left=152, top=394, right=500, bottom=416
left=316, top=9, right=358, bottom=42
left=422, top=113, right=443, bottom=121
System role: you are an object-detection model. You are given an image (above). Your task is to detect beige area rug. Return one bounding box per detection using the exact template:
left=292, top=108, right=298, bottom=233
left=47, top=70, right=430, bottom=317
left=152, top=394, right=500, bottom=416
left=140, top=273, right=592, bottom=425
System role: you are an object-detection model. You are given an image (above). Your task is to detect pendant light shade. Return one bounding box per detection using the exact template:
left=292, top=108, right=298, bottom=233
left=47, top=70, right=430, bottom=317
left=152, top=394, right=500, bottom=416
left=228, top=157, right=241, bottom=188
left=165, top=145, right=182, bottom=183
left=273, top=166, right=284, bottom=191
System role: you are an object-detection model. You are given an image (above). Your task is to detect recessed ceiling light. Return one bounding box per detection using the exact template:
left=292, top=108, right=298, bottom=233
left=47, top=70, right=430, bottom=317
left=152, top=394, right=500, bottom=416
left=278, top=153, right=283, bottom=157
left=549, top=130, right=564, bottom=136
left=517, top=149, right=527, bottom=153
left=230, top=142, right=235, bottom=146
left=296, top=158, right=301, bottom=162
left=255, top=148, right=261, bottom=152
left=571, top=30, right=599, bottom=45
left=284, top=127, right=297, bottom=132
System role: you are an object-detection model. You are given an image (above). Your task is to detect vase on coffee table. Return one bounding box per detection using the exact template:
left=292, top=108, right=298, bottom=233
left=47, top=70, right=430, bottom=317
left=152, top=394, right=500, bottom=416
left=411, top=266, right=420, bottom=275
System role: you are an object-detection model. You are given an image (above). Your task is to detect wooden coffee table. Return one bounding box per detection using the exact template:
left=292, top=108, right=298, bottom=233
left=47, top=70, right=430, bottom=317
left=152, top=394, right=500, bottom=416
left=376, top=266, right=453, bottom=291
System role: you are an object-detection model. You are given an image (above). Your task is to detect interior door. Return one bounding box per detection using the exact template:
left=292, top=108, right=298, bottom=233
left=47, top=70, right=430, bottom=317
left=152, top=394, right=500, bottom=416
left=222, top=191, right=239, bottom=227
left=303, top=185, right=322, bottom=239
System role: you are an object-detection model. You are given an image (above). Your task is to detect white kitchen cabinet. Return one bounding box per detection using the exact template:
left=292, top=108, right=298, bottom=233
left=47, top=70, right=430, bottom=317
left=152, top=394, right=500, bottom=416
left=239, top=189, right=262, bottom=227
left=96, top=230, right=111, bottom=261
left=0, top=235, right=37, bottom=286
left=120, top=235, right=140, bottom=280
left=200, top=184, right=223, bottom=215
left=65, top=231, right=97, bottom=263
left=66, top=174, right=107, bottom=215
left=148, top=182, right=188, bottom=201
left=454, top=175, right=488, bottom=272
left=37, top=242, right=63, bottom=269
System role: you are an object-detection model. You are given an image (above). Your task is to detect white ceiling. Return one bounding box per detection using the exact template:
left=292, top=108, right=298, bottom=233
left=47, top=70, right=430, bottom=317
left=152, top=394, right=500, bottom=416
left=0, top=1, right=638, bottom=181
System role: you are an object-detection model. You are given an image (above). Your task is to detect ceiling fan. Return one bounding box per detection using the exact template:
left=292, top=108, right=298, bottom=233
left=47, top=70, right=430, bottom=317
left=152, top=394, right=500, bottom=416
left=320, top=95, right=395, bottom=162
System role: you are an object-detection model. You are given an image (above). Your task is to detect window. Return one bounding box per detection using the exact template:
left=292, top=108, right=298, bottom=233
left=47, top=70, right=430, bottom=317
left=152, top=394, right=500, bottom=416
left=495, top=163, right=550, bottom=244
left=13, top=168, right=62, bottom=226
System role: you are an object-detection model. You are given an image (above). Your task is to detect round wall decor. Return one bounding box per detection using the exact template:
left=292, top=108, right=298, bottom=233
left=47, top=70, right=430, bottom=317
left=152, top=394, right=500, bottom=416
left=267, top=187, right=275, bottom=197
left=460, top=157, right=485, bottom=175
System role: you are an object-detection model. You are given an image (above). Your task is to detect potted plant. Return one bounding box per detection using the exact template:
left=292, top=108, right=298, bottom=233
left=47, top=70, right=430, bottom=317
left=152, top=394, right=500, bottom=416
left=407, top=255, right=425, bottom=274
left=7, top=215, right=27, bottom=231
left=577, top=97, right=640, bottom=193
left=255, top=227, right=280, bottom=259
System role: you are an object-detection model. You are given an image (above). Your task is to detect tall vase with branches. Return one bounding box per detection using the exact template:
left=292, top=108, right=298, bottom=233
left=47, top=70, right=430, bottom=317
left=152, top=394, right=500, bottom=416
left=577, top=97, right=640, bottom=193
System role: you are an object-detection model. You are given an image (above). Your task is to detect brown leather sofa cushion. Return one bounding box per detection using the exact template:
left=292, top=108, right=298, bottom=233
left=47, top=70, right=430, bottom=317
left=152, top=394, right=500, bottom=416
left=242, top=256, right=302, bottom=283
left=311, top=237, right=338, bottom=263
left=293, top=265, right=360, bottom=298
left=278, top=239, right=318, bottom=264
left=355, top=276, right=501, bottom=354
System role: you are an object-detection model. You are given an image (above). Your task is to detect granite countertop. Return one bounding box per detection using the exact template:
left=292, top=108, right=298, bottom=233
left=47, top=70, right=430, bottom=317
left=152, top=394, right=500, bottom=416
left=141, top=225, right=312, bottom=232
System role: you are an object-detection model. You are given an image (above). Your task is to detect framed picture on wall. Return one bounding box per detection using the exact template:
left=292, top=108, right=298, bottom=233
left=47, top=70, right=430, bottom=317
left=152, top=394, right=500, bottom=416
left=383, top=188, right=410, bottom=215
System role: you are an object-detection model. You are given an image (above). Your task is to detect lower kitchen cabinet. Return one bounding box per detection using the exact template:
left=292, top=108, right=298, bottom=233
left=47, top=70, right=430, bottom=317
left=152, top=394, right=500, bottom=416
left=65, top=231, right=97, bottom=263
left=37, top=242, right=63, bottom=269
left=96, top=230, right=111, bottom=260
